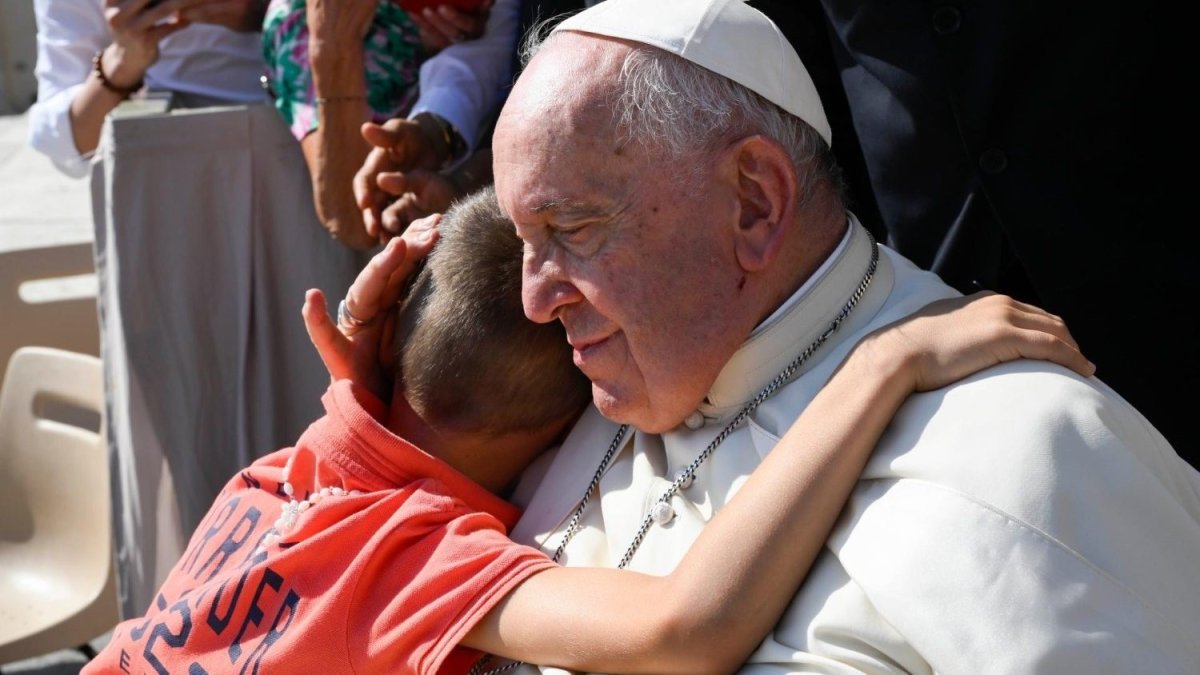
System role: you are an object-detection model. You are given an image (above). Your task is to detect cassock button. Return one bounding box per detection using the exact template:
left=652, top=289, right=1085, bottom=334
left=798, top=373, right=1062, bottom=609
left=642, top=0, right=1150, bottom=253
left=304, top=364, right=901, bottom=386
left=683, top=411, right=705, bottom=430
left=672, top=469, right=694, bottom=490
left=978, top=148, right=1009, bottom=175
left=931, top=5, right=962, bottom=35
left=650, top=501, right=675, bottom=525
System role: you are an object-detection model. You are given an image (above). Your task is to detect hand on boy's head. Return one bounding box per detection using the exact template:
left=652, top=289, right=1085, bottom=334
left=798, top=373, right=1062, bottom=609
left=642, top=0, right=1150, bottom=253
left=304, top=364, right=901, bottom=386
left=303, top=219, right=441, bottom=400
left=411, top=0, right=493, bottom=54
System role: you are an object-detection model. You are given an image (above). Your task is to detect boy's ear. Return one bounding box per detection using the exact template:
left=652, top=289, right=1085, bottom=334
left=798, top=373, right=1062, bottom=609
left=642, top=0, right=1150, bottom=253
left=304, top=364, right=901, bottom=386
left=727, top=135, right=797, bottom=273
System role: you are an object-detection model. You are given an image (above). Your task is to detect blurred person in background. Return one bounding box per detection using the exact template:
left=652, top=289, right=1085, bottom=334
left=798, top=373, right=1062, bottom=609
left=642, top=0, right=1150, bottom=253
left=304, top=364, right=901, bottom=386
left=262, top=0, right=499, bottom=249
left=352, top=0, right=524, bottom=242
left=28, top=0, right=267, bottom=178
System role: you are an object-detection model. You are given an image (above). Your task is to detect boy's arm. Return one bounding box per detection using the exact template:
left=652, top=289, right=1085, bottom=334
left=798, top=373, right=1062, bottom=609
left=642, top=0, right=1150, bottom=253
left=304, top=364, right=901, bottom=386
left=462, top=293, right=1093, bottom=674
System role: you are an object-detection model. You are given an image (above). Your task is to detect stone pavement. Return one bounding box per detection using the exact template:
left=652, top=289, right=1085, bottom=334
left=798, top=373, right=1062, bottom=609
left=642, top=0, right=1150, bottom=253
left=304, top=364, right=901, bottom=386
left=0, top=112, right=92, bottom=252
left=0, top=112, right=106, bottom=674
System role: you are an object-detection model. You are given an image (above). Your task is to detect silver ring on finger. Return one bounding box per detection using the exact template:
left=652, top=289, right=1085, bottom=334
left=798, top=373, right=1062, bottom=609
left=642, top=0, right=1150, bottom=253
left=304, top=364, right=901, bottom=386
left=337, top=298, right=372, bottom=334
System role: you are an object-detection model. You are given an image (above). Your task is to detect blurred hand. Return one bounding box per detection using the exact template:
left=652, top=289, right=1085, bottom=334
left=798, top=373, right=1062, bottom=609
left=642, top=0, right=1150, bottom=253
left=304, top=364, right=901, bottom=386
left=103, top=0, right=203, bottom=85
left=179, top=0, right=267, bottom=32
left=303, top=215, right=442, bottom=399
left=354, top=118, right=445, bottom=237
left=377, top=170, right=461, bottom=241
left=411, top=0, right=493, bottom=54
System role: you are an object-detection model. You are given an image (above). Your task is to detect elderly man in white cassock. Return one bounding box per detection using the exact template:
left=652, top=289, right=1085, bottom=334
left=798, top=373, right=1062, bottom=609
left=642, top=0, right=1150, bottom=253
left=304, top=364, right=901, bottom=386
left=482, top=0, right=1200, bottom=672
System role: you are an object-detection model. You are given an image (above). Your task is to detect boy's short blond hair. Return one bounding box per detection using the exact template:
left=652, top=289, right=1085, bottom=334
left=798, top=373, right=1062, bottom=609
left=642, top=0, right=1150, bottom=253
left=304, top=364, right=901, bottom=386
left=393, top=187, right=592, bottom=436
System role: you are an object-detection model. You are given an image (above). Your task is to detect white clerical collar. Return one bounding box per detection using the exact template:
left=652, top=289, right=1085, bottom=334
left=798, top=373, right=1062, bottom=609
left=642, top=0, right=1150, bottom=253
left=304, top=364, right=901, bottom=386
left=750, top=222, right=854, bottom=339
left=696, top=214, right=886, bottom=420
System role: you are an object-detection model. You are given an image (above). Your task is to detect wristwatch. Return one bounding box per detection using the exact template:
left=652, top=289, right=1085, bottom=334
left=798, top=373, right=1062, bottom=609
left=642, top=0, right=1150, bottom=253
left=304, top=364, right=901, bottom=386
left=427, top=113, right=466, bottom=169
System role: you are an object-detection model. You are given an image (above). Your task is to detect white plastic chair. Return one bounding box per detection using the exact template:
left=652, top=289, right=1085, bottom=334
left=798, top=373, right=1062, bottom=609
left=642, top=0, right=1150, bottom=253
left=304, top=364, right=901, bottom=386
left=0, top=242, right=100, bottom=376
left=0, top=347, right=117, bottom=665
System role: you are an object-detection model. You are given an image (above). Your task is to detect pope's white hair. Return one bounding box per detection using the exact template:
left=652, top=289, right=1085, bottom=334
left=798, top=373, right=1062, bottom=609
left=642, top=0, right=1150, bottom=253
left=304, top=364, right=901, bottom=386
left=521, top=24, right=844, bottom=208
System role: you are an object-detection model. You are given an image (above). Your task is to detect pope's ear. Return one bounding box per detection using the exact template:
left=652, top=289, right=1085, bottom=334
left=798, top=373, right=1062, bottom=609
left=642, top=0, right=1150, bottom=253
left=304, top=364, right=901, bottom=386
left=728, top=135, right=797, bottom=273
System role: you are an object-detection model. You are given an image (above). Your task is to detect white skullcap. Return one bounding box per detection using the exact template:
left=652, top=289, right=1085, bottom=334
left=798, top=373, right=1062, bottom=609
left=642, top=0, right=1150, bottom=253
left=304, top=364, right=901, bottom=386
left=552, top=0, right=832, bottom=146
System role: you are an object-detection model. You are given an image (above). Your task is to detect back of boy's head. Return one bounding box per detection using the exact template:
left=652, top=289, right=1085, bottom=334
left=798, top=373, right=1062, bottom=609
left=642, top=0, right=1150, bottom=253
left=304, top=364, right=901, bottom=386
left=393, top=187, right=592, bottom=437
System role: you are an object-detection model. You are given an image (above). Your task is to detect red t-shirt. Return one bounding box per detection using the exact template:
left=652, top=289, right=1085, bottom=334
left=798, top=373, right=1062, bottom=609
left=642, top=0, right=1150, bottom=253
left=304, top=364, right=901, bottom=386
left=85, top=381, right=556, bottom=675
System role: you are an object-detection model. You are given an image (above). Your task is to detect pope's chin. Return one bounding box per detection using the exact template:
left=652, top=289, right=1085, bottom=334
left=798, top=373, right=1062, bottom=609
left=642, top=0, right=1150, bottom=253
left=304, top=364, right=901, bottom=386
left=588, top=381, right=681, bottom=434
left=588, top=381, right=644, bottom=427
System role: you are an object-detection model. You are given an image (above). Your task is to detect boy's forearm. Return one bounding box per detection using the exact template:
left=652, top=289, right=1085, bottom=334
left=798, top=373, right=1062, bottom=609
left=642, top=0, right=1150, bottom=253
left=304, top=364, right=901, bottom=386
left=464, top=347, right=917, bottom=672
left=658, top=347, right=913, bottom=668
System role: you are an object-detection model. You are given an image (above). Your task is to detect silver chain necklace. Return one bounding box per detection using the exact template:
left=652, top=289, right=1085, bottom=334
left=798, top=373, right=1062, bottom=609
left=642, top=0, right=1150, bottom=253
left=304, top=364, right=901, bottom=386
left=472, top=233, right=878, bottom=675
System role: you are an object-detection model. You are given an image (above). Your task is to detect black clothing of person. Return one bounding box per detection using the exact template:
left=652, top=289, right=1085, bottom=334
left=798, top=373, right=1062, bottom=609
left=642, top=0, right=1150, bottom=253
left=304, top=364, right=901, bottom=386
left=806, top=0, right=1194, bottom=464
left=514, top=0, right=1196, bottom=465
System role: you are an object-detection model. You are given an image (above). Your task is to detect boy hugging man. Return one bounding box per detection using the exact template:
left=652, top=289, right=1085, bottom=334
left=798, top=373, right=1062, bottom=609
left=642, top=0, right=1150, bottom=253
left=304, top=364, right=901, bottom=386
left=86, top=188, right=593, bottom=675
left=84, top=186, right=1088, bottom=675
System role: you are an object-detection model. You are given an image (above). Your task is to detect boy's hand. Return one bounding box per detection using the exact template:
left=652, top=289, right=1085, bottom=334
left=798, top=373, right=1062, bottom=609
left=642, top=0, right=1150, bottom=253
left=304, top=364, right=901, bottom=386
left=303, top=216, right=441, bottom=399
left=856, top=292, right=1095, bottom=393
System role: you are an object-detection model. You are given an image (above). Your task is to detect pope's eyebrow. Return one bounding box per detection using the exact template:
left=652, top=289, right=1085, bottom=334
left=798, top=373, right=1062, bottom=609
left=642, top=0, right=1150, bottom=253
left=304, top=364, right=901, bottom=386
left=531, top=198, right=609, bottom=220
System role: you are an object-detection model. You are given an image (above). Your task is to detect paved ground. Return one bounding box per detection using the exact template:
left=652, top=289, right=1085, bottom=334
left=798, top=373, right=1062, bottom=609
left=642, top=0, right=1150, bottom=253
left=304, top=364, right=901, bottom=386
left=0, top=112, right=92, bottom=252
left=0, top=112, right=106, bottom=674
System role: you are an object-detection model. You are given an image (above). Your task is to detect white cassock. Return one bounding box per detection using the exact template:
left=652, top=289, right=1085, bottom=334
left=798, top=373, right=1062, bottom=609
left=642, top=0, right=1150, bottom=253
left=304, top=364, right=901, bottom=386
left=509, top=218, right=1200, bottom=674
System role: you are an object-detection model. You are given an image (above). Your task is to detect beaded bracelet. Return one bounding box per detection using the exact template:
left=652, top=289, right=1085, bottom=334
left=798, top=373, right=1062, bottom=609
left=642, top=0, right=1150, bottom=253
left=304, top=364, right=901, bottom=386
left=92, top=50, right=143, bottom=99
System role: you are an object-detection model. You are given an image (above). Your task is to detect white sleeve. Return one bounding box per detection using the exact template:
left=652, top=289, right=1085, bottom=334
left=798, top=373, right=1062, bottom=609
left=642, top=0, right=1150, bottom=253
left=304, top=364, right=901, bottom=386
left=27, top=0, right=111, bottom=178
left=407, top=0, right=521, bottom=153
